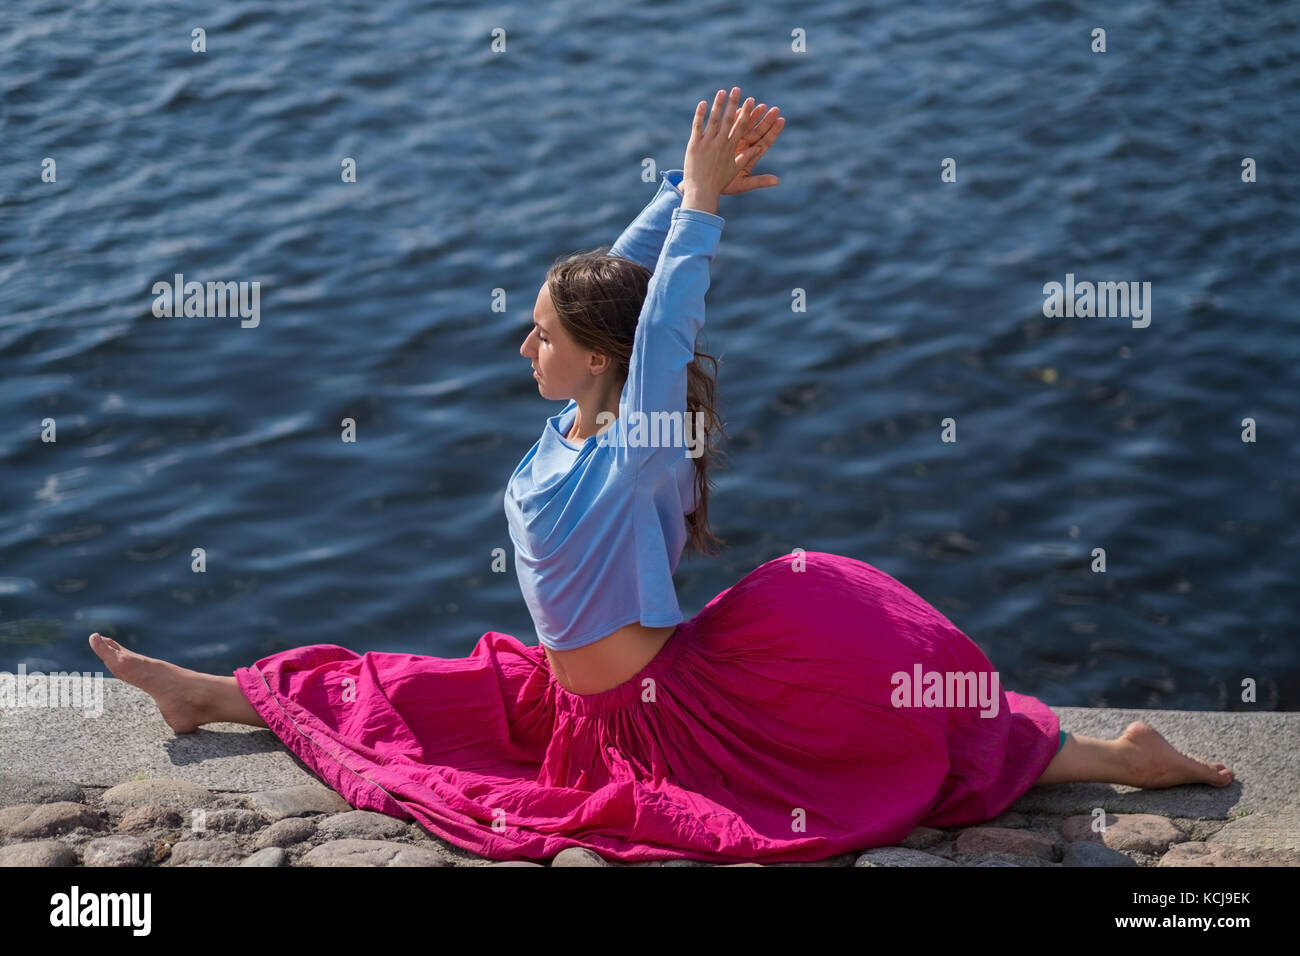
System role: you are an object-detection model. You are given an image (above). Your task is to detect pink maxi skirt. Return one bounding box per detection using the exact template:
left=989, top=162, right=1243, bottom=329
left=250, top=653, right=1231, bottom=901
left=234, top=551, right=1061, bottom=864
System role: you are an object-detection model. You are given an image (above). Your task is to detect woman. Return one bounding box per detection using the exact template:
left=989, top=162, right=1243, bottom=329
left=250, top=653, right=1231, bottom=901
left=89, top=87, right=1233, bottom=865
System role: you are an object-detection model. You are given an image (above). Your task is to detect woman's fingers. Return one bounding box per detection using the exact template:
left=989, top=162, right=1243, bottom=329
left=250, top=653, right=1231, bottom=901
left=737, top=110, right=781, bottom=155
left=726, top=99, right=753, bottom=145
left=706, top=88, right=728, bottom=135
left=751, top=107, right=782, bottom=145
left=698, top=88, right=766, bottom=147
left=725, top=93, right=753, bottom=138
left=748, top=112, right=785, bottom=159
left=707, top=88, right=745, bottom=140
left=727, top=96, right=757, bottom=141
left=750, top=174, right=781, bottom=191
left=732, top=173, right=780, bottom=193
left=744, top=104, right=772, bottom=133
left=733, top=112, right=781, bottom=173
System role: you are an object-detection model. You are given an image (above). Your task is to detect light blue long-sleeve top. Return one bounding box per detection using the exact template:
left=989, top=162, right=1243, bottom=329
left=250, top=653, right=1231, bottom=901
left=503, top=169, right=725, bottom=651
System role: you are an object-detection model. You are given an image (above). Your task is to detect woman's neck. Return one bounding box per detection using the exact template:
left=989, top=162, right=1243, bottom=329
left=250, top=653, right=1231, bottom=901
left=568, top=384, right=623, bottom=441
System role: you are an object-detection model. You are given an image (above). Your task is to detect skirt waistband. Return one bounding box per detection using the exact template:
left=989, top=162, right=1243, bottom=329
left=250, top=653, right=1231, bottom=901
left=549, top=620, right=692, bottom=717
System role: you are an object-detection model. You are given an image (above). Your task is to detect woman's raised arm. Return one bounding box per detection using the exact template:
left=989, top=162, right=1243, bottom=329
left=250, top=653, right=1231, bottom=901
left=606, top=169, right=688, bottom=272
left=605, top=89, right=781, bottom=476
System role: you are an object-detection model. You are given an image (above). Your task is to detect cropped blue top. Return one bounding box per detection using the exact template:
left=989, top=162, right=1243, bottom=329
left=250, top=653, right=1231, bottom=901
left=503, top=169, right=725, bottom=651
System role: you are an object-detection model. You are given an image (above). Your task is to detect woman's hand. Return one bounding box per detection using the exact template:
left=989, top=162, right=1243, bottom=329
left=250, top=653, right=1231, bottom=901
left=721, top=100, right=783, bottom=195
left=681, top=87, right=763, bottom=215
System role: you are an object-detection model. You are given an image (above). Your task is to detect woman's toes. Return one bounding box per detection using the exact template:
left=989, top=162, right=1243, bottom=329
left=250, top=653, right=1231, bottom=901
left=1186, top=755, right=1234, bottom=787
left=89, top=633, right=130, bottom=678
left=1209, top=763, right=1234, bottom=787
left=89, top=632, right=121, bottom=655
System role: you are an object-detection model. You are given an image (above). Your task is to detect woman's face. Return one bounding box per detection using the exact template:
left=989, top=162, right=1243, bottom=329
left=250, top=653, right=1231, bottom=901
left=521, top=281, right=603, bottom=400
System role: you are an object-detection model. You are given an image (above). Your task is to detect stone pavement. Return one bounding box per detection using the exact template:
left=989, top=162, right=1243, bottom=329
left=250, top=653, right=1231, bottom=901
left=1, top=680, right=1295, bottom=866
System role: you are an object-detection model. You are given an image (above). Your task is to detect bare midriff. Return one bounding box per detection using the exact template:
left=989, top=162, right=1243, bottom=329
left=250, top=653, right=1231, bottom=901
left=543, top=621, right=678, bottom=696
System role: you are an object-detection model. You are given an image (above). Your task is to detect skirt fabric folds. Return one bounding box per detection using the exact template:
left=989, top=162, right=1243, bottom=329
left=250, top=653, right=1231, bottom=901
left=234, top=551, right=1060, bottom=864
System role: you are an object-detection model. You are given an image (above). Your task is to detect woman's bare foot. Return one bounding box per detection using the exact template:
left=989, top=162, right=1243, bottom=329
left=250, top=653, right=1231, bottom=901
left=1117, top=720, right=1234, bottom=788
left=89, top=632, right=213, bottom=733
left=1034, top=719, right=1235, bottom=788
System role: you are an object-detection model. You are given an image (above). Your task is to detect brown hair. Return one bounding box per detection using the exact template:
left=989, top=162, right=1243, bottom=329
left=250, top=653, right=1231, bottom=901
left=544, top=247, right=728, bottom=557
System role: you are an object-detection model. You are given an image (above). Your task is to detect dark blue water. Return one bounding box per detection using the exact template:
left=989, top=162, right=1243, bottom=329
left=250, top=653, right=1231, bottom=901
left=2, top=0, right=1297, bottom=710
